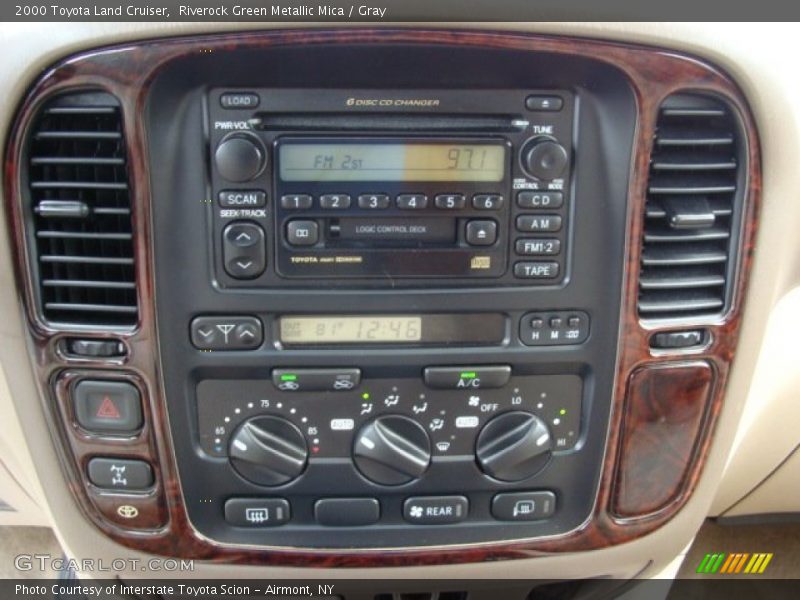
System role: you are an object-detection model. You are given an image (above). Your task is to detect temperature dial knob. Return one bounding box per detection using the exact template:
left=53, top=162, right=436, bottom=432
left=353, top=415, right=431, bottom=485
left=476, top=411, right=553, bottom=482
left=214, top=133, right=266, bottom=182
left=229, top=416, right=308, bottom=486
left=521, top=138, right=568, bottom=181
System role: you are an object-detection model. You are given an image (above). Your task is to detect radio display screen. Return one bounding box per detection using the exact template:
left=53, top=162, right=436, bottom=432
left=279, top=313, right=506, bottom=345
left=278, top=142, right=506, bottom=182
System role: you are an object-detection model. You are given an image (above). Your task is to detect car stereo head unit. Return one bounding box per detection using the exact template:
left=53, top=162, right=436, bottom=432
left=207, top=88, right=575, bottom=288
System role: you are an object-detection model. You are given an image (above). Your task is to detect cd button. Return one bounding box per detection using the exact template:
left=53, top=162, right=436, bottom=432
left=466, top=220, right=497, bottom=246
left=517, top=191, right=563, bottom=209
left=396, top=194, right=428, bottom=209
left=286, top=220, right=319, bottom=246
left=320, top=194, right=351, bottom=209
left=434, top=194, right=466, bottom=209
left=280, top=194, right=313, bottom=210
left=473, top=194, right=504, bottom=210
left=358, top=194, right=390, bottom=209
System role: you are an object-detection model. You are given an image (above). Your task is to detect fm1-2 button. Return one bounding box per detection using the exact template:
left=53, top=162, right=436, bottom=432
left=87, top=458, right=153, bottom=491
left=74, top=380, right=142, bottom=434
left=423, top=365, right=511, bottom=389
left=491, top=491, right=556, bottom=521
left=190, top=316, right=263, bottom=350
left=286, top=220, right=319, bottom=246
left=224, top=498, right=290, bottom=527
left=403, top=496, right=468, bottom=524
left=466, top=220, right=497, bottom=246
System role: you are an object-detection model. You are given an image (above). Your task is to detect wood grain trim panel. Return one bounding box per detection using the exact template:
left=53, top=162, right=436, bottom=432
left=612, top=362, right=716, bottom=518
left=2, top=29, right=761, bottom=566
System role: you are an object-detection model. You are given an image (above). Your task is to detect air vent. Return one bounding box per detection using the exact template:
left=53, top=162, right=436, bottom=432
left=638, top=93, right=744, bottom=319
left=25, top=92, right=137, bottom=327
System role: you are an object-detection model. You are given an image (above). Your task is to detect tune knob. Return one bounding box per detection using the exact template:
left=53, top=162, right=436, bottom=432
left=521, top=138, right=568, bottom=181
left=475, top=411, right=553, bottom=482
left=214, top=133, right=266, bottom=182
left=229, top=416, right=308, bottom=486
left=353, top=415, right=431, bottom=485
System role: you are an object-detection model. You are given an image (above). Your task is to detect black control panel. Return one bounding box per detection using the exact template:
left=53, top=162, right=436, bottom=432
left=207, top=88, right=575, bottom=287
left=147, top=41, right=634, bottom=550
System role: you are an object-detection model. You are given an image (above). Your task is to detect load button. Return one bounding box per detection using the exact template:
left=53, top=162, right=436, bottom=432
left=423, top=365, right=511, bottom=389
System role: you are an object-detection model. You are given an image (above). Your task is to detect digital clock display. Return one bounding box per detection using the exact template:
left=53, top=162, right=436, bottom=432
left=280, top=316, right=422, bottom=344
left=279, top=142, right=506, bottom=182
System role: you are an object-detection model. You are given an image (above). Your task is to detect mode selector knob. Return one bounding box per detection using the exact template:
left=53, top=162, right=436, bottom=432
left=521, top=138, right=568, bottom=181
left=229, top=416, right=308, bottom=486
left=214, top=133, right=266, bottom=182
left=476, top=411, right=553, bottom=482
left=353, top=415, right=431, bottom=485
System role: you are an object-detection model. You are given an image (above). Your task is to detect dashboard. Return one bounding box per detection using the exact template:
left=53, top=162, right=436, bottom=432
left=0, top=21, right=798, bottom=590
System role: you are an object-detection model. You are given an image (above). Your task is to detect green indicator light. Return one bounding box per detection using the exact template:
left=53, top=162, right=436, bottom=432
left=362, top=392, right=371, bottom=400
left=559, top=409, right=567, bottom=415
left=460, top=372, right=477, bottom=379
left=280, top=374, right=298, bottom=382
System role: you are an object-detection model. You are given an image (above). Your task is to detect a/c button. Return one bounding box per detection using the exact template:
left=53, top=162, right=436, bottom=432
left=423, top=365, right=511, bottom=389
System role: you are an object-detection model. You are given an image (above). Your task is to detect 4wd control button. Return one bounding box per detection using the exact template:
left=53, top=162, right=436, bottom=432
left=224, top=498, right=290, bottom=527
left=491, top=491, right=556, bottom=521
left=272, top=368, right=361, bottom=392
left=423, top=365, right=511, bottom=389
left=403, top=496, right=468, bottom=524
left=87, top=458, right=153, bottom=491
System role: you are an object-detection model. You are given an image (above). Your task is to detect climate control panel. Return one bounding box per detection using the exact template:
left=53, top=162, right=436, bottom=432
left=198, top=372, right=582, bottom=467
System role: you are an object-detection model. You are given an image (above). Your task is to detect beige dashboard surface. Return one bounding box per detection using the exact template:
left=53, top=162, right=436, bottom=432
left=0, top=22, right=799, bottom=578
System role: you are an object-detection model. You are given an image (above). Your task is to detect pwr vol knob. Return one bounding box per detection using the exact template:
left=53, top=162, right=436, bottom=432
left=214, top=133, right=266, bottom=182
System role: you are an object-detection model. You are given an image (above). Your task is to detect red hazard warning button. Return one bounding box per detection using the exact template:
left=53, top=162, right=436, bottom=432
left=73, top=380, right=142, bottom=434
